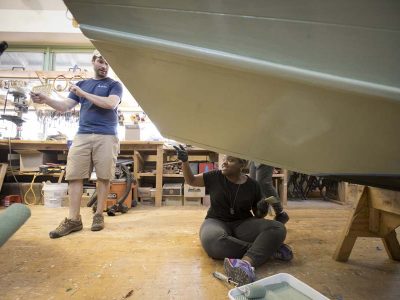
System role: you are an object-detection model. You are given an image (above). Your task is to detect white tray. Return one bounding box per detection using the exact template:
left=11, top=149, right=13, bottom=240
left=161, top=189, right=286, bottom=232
left=228, top=273, right=329, bottom=300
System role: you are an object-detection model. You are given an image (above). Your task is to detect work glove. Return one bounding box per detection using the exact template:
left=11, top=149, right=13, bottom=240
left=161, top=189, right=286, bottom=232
left=264, top=196, right=290, bottom=224
left=256, top=199, right=270, bottom=216
left=275, top=211, right=289, bottom=224
left=173, top=144, right=188, bottom=162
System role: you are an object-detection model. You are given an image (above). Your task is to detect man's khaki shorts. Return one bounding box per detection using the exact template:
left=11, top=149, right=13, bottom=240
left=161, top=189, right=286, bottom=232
left=65, top=134, right=120, bottom=181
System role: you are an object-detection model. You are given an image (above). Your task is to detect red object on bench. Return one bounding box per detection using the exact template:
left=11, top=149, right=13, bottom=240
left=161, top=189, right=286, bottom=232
left=4, top=195, right=22, bottom=207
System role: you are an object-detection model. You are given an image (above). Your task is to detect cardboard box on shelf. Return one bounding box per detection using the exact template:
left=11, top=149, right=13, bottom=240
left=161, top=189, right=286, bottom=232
left=184, top=184, right=205, bottom=198
left=184, top=197, right=202, bottom=206
left=141, top=197, right=155, bottom=205
left=125, top=124, right=140, bottom=140
left=162, top=183, right=183, bottom=196
left=16, top=150, right=57, bottom=172
left=138, top=187, right=152, bottom=198
left=163, top=196, right=183, bottom=206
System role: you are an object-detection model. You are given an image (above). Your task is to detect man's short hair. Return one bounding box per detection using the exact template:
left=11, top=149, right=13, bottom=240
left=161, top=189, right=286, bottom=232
left=92, top=49, right=103, bottom=61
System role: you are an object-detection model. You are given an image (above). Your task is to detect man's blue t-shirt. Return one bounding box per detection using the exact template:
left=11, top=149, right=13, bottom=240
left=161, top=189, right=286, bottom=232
left=68, top=78, right=123, bottom=135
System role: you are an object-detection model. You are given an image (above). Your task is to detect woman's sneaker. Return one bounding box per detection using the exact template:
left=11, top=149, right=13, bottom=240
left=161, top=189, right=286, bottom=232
left=223, top=258, right=256, bottom=286
left=273, top=243, right=293, bottom=261
left=49, top=216, right=83, bottom=239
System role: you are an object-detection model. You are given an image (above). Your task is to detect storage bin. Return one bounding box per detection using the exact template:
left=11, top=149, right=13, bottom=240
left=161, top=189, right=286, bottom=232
left=42, top=183, right=68, bottom=208
left=228, top=273, right=329, bottom=300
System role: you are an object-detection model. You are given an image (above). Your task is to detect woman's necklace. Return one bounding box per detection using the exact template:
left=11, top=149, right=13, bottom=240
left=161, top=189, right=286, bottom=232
left=225, top=177, right=242, bottom=215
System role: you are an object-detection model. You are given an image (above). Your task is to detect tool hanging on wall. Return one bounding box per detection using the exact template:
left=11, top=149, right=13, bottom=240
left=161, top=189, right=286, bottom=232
left=0, top=86, right=30, bottom=139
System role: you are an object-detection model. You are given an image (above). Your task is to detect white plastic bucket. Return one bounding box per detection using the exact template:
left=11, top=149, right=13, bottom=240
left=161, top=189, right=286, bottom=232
left=42, top=183, right=68, bottom=208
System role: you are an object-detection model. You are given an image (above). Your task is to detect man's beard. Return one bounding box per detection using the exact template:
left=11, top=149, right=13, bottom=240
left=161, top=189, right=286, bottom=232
left=96, top=69, right=107, bottom=78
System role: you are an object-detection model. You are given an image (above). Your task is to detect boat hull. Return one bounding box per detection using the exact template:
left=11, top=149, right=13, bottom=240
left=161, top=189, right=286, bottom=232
left=64, top=0, right=400, bottom=178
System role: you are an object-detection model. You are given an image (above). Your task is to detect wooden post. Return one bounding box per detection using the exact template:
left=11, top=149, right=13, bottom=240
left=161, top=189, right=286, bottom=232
left=133, top=150, right=144, bottom=202
left=281, top=169, right=288, bottom=207
left=0, top=163, right=8, bottom=191
left=155, top=145, right=164, bottom=207
left=57, top=170, right=65, bottom=183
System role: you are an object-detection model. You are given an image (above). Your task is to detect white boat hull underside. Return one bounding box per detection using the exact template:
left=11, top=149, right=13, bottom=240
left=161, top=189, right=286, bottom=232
left=65, top=0, right=400, bottom=180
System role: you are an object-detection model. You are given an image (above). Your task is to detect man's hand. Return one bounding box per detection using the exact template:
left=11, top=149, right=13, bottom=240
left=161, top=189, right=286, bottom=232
left=69, top=84, right=86, bottom=97
left=173, top=144, right=188, bottom=162
left=263, top=196, right=289, bottom=224
left=275, top=211, right=289, bottom=224
left=30, top=92, right=48, bottom=104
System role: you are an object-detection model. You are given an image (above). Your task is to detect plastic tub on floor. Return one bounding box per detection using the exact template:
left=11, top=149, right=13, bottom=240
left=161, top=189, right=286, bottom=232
left=228, top=273, right=329, bottom=300
left=42, top=183, right=68, bottom=208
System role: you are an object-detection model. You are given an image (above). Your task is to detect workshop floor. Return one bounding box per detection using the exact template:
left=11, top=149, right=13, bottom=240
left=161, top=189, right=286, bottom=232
left=0, top=201, right=399, bottom=300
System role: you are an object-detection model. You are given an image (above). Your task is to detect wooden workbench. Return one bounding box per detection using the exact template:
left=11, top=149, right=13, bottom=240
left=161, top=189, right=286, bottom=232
left=0, top=139, right=165, bottom=206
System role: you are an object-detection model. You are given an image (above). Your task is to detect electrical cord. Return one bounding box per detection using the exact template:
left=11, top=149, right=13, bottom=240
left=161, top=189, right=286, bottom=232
left=7, top=135, right=25, bottom=202
left=24, top=172, right=39, bottom=205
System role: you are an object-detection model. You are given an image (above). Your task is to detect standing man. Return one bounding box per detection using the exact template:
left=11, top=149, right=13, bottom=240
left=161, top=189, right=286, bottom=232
left=31, top=50, right=122, bottom=238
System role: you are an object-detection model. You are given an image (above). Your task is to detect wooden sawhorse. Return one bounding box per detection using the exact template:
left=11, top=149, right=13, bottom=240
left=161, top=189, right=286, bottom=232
left=333, top=186, right=400, bottom=262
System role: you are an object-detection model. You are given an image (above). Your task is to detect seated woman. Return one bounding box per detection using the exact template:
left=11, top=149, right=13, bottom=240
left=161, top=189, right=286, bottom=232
left=174, top=145, right=292, bottom=286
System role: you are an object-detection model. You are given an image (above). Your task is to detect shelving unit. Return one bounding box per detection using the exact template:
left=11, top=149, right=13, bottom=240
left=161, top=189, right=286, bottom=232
left=0, top=140, right=288, bottom=206
left=133, top=146, right=218, bottom=206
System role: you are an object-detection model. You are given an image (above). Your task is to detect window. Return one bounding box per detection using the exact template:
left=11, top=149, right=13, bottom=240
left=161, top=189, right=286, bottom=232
left=53, top=52, right=92, bottom=71
left=0, top=51, right=45, bottom=70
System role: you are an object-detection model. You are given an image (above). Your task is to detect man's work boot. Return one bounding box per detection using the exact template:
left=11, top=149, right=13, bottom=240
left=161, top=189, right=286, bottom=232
left=49, top=216, right=83, bottom=239
left=91, top=213, right=104, bottom=231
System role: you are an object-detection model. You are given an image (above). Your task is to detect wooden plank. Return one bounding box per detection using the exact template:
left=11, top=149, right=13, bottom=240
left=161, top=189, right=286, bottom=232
left=133, top=152, right=139, bottom=202
left=0, top=140, right=68, bottom=151
left=379, top=212, right=400, bottom=236
left=369, top=188, right=400, bottom=215
left=368, top=208, right=380, bottom=233
left=0, top=140, right=164, bottom=152
left=278, top=169, right=288, bottom=206
left=134, top=150, right=144, bottom=166
left=337, top=181, right=348, bottom=204
left=382, top=230, right=400, bottom=261
left=155, top=145, right=163, bottom=207
left=333, top=187, right=368, bottom=261
left=0, top=163, right=8, bottom=191
left=57, top=170, right=65, bottom=183
left=0, top=70, right=93, bottom=80
left=137, top=173, right=155, bottom=178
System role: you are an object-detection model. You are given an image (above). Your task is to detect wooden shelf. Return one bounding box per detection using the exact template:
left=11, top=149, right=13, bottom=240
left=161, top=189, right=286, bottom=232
left=138, top=173, right=156, bottom=177
left=272, top=173, right=285, bottom=178
left=0, top=140, right=287, bottom=207
left=0, top=70, right=93, bottom=80
left=137, top=172, right=183, bottom=178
